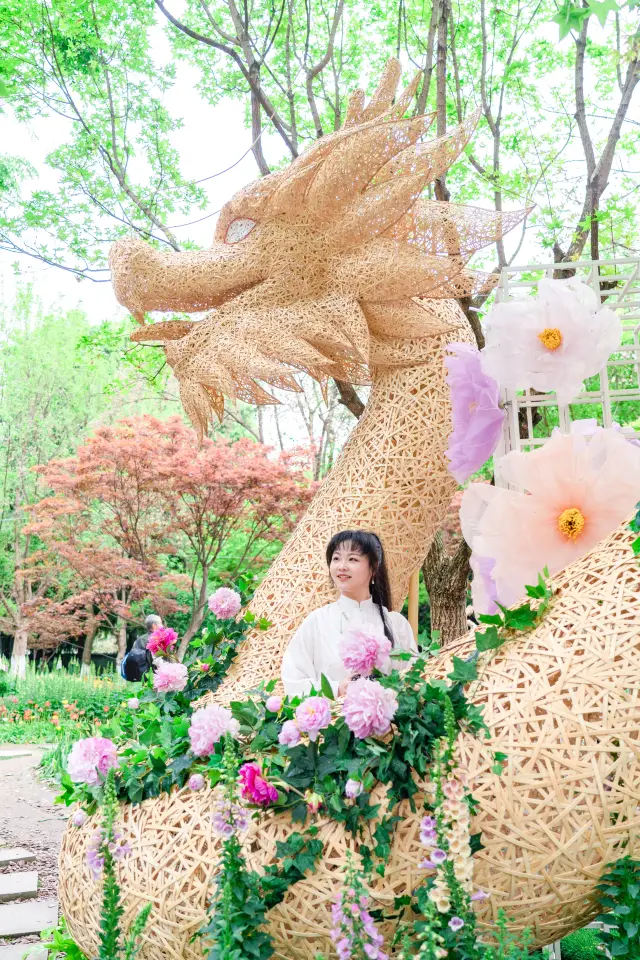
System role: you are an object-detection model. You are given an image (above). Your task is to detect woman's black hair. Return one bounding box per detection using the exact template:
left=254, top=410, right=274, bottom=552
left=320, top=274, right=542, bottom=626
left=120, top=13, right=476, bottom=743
left=325, top=529, right=395, bottom=647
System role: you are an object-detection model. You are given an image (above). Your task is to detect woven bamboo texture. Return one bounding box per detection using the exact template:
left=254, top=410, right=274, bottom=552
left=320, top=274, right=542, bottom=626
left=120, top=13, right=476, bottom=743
left=59, top=518, right=640, bottom=957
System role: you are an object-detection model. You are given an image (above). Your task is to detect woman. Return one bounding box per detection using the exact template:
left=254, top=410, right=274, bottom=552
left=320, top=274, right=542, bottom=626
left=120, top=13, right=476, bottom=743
left=281, top=529, right=417, bottom=697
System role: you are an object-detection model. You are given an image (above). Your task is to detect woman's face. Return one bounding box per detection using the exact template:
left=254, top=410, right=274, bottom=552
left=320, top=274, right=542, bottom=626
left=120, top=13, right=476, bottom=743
left=329, top=542, right=374, bottom=600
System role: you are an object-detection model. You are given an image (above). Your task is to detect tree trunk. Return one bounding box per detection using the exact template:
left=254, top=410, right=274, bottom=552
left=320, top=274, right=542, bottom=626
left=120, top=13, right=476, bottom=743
left=10, top=625, right=29, bottom=679
left=81, top=621, right=97, bottom=678
left=177, top=564, right=210, bottom=661
left=421, top=534, right=471, bottom=646
left=116, top=617, right=127, bottom=667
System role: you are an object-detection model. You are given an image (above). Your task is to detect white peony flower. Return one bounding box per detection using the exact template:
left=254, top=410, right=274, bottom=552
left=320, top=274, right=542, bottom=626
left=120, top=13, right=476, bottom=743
left=480, top=278, right=621, bottom=405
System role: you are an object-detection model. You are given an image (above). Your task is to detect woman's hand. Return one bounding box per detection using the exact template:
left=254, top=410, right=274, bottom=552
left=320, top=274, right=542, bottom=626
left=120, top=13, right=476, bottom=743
left=338, top=679, right=350, bottom=697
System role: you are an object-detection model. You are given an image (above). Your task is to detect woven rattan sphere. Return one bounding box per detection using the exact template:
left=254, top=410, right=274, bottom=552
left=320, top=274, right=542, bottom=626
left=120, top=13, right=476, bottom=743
left=59, top=518, right=640, bottom=957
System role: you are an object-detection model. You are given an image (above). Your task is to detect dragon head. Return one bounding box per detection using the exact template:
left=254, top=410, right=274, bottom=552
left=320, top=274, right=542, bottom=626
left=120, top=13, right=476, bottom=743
left=109, top=60, right=529, bottom=436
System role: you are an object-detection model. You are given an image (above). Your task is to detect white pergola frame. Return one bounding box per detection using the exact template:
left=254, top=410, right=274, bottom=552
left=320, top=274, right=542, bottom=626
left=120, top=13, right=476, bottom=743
left=491, top=257, right=640, bottom=488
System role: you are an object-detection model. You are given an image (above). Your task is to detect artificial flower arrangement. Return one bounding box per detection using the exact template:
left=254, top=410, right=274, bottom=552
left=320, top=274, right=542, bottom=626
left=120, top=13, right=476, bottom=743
left=58, top=572, right=553, bottom=959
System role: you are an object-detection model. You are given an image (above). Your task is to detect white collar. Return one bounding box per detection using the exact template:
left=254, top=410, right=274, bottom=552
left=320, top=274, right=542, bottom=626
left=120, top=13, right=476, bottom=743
left=336, top=594, right=375, bottom=613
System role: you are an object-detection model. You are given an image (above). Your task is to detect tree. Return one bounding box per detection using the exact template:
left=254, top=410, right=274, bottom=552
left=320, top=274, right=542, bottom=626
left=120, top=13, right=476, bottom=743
left=26, top=416, right=313, bottom=660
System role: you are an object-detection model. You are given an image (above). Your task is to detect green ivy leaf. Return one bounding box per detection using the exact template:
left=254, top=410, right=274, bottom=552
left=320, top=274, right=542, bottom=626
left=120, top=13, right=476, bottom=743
left=320, top=674, right=335, bottom=701
left=447, top=657, right=478, bottom=684
left=475, top=626, right=504, bottom=652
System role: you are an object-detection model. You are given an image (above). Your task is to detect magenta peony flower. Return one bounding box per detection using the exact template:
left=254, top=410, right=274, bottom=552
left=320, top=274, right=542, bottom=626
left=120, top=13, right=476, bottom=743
left=345, top=779, right=363, bottom=799
left=278, top=719, right=301, bottom=746
left=342, top=678, right=398, bottom=739
left=208, top=587, right=242, bottom=619
left=444, top=342, right=505, bottom=484
left=238, top=762, right=279, bottom=806
left=67, top=736, right=119, bottom=786
left=265, top=695, right=283, bottom=713
left=146, top=626, right=178, bottom=655
left=153, top=661, right=188, bottom=693
left=188, top=774, right=205, bottom=791
left=189, top=703, right=240, bottom=757
left=339, top=627, right=392, bottom=677
left=295, top=696, right=332, bottom=742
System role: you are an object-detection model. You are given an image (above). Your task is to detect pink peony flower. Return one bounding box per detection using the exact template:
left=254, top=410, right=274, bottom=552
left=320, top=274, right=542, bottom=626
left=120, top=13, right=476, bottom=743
left=153, top=661, right=188, bottom=693
left=345, top=779, right=363, bottom=799
left=146, top=626, right=178, bottom=655
left=238, top=762, right=278, bottom=806
left=208, top=587, right=242, bottom=619
left=295, top=696, right=332, bottom=742
left=278, top=719, right=301, bottom=746
left=265, top=695, right=283, bottom=713
left=188, top=774, right=205, bottom=791
left=342, top=678, right=398, bottom=739
left=189, top=704, right=240, bottom=757
left=72, top=809, right=87, bottom=827
left=67, top=736, right=119, bottom=786
left=339, top=627, right=392, bottom=677
left=127, top=697, right=140, bottom=710
left=445, top=342, right=505, bottom=484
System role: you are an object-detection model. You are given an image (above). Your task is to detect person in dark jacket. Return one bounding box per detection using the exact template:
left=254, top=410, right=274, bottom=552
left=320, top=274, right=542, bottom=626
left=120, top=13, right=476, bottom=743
left=121, top=614, right=163, bottom=682
left=133, top=614, right=163, bottom=652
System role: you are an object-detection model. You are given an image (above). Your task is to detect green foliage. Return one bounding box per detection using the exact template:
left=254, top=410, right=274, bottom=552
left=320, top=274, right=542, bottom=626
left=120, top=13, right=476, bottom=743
left=33, top=914, right=87, bottom=960
left=559, top=927, right=604, bottom=960
left=595, top=857, right=640, bottom=956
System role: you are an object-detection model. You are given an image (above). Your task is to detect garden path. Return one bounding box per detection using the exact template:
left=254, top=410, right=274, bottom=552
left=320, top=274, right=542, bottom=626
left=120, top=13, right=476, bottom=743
left=0, top=747, right=65, bottom=950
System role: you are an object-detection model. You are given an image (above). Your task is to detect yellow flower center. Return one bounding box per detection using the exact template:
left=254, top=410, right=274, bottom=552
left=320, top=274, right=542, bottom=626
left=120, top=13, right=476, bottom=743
left=558, top=507, right=585, bottom=540
left=538, top=327, right=563, bottom=351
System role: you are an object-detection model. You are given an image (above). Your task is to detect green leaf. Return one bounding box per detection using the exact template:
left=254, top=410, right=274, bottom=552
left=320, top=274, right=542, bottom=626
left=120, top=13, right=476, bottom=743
left=477, top=613, right=504, bottom=626
left=551, top=1, right=589, bottom=39
left=587, top=0, right=619, bottom=27
left=475, top=626, right=504, bottom=652
left=623, top=921, right=638, bottom=937
left=503, top=603, right=538, bottom=631
left=320, top=674, right=335, bottom=701
left=447, top=657, right=478, bottom=684
left=611, top=941, right=629, bottom=956
left=632, top=536, right=640, bottom=556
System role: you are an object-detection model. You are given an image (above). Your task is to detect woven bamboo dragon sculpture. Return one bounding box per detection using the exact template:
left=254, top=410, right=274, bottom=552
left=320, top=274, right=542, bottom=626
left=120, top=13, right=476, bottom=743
left=59, top=62, right=640, bottom=958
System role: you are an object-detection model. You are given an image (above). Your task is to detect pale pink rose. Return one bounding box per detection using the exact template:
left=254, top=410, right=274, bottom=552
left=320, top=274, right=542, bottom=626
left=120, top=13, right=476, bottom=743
left=71, top=809, right=88, bottom=827
left=278, top=719, right=301, bottom=746
left=265, top=695, right=283, bottom=713
left=339, top=627, right=392, bottom=677
left=188, top=774, right=205, bottom=791
left=153, top=661, right=188, bottom=693
left=189, top=704, right=240, bottom=757
left=345, top=779, right=363, bottom=799
left=208, top=587, right=242, bottom=619
left=295, top=696, right=332, bottom=742
left=67, top=737, right=119, bottom=786
left=342, top=678, right=398, bottom=739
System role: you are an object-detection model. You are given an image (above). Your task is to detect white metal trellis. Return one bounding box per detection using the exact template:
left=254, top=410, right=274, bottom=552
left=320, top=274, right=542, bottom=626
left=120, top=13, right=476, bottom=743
left=491, top=258, right=640, bottom=489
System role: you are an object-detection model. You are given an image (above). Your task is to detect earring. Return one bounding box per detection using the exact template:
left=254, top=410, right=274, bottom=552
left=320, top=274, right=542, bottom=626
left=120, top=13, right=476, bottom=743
left=371, top=578, right=375, bottom=586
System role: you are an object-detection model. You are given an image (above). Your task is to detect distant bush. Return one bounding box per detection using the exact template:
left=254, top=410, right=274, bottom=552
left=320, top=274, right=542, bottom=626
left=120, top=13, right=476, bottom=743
left=560, top=927, right=603, bottom=959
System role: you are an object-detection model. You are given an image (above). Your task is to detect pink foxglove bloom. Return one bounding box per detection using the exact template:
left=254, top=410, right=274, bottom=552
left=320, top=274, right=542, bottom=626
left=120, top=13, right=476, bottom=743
left=444, top=342, right=505, bottom=484
left=189, top=704, right=240, bottom=757
left=461, top=427, right=640, bottom=610
left=146, top=626, right=178, bottom=655
left=153, top=661, right=188, bottom=694
left=481, top=278, right=621, bottom=405
left=339, top=627, right=392, bottom=677
left=471, top=889, right=489, bottom=901
left=67, top=736, right=119, bottom=786
left=208, top=587, right=242, bottom=619
left=238, top=762, right=278, bottom=806
left=295, top=696, right=332, bottom=742
left=449, top=917, right=465, bottom=932
left=188, top=774, right=205, bottom=791
left=265, top=695, right=283, bottom=713
left=278, top=719, right=301, bottom=746
left=342, top=678, right=397, bottom=739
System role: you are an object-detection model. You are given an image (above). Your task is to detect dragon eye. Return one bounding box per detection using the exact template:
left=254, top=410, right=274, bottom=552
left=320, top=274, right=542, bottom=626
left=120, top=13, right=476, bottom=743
left=225, top=218, right=256, bottom=243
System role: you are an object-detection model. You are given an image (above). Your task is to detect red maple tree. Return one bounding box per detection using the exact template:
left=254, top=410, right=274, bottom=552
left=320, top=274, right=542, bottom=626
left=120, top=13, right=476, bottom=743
left=25, top=416, right=313, bottom=660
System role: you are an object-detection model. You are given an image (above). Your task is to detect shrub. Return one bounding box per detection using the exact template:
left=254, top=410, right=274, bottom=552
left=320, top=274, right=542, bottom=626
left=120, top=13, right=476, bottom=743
left=560, top=927, right=603, bottom=959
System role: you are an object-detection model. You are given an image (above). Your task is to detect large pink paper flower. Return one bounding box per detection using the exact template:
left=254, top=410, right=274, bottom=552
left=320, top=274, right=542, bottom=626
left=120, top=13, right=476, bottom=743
left=342, top=678, right=398, bottom=739
left=67, top=737, right=119, bottom=786
left=153, top=661, right=188, bottom=693
left=461, top=427, right=640, bottom=609
left=208, top=587, right=242, bottom=619
left=189, top=704, right=240, bottom=756
left=339, top=627, right=392, bottom=677
left=481, top=278, right=621, bottom=405
left=238, top=762, right=279, bottom=806
left=295, top=696, right=332, bottom=742
left=444, top=342, right=505, bottom=484
left=146, top=626, right=178, bottom=655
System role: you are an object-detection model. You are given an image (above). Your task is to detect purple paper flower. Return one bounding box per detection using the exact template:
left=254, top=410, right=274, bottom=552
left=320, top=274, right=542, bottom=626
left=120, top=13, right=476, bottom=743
left=470, top=553, right=499, bottom=616
left=445, top=342, right=505, bottom=484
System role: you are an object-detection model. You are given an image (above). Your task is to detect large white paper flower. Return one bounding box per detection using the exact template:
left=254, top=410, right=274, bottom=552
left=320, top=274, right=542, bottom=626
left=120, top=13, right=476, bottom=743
left=461, top=426, right=640, bottom=612
left=480, top=278, right=621, bottom=405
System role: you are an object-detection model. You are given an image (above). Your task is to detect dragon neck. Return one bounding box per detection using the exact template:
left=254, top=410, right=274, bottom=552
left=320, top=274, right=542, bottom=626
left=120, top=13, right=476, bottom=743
left=216, top=301, right=473, bottom=698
